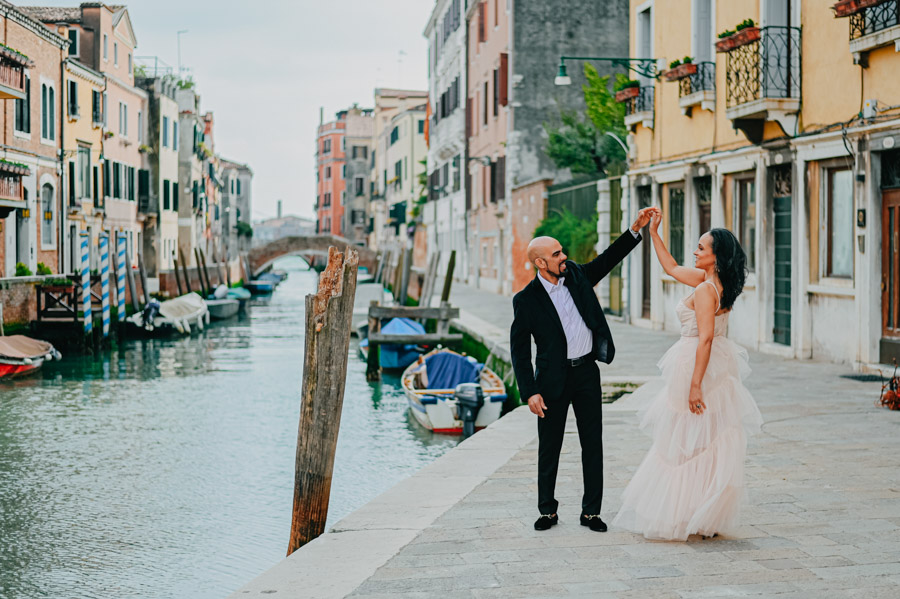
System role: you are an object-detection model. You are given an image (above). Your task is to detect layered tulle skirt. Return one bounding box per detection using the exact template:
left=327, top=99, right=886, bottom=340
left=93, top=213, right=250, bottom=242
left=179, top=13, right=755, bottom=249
left=612, top=335, right=763, bottom=540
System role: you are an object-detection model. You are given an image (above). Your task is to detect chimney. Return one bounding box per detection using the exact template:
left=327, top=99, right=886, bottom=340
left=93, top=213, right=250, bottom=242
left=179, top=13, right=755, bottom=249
left=277, top=200, right=282, bottom=219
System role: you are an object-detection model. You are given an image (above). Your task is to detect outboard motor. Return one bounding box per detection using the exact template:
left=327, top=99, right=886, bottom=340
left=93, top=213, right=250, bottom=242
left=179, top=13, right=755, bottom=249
left=141, top=300, right=161, bottom=330
left=454, top=382, right=484, bottom=439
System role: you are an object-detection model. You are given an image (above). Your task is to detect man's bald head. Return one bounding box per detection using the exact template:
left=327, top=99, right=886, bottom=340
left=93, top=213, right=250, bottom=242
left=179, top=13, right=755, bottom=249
left=527, top=236, right=558, bottom=265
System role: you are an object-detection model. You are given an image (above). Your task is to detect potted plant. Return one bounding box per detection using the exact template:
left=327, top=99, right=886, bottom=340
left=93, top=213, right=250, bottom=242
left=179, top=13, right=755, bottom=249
left=833, top=0, right=861, bottom=16
left=716, top=19, right=760, bottom=52
left=41, top=277, right=75, bottom=293
left=614, top=79, right=641, bottom=102
left=665, top=56, right=697, bottom=81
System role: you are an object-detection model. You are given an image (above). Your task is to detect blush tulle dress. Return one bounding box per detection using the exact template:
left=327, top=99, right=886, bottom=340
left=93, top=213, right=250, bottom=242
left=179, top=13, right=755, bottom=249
left=612, top=281, right=763, bottom=540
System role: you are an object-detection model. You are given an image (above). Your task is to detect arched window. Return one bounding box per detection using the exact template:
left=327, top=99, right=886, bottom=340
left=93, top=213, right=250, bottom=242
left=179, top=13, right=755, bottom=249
left=42, top=183, right=54, bottom=246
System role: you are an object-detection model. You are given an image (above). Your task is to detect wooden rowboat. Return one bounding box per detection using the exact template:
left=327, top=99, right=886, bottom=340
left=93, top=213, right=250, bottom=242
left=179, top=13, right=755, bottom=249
left=0, top=335, right=61, bottom=379
left=401, top=348, right=506, bottom=435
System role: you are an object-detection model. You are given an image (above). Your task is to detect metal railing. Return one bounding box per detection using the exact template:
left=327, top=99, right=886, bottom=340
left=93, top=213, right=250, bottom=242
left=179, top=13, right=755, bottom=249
left=725, top=26, right=801, bottom=109
left=678, top=61, right=716, bottom=99
left=850, top=0, right=899, bottom=39
left=625, top=86, right=655, bottom=117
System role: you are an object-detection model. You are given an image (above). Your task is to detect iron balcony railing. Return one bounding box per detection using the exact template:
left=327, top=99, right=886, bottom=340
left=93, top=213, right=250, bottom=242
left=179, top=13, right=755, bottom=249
left=679, top=61, right=716, bottom=99
left=725, top=26, right=801, bottom=109
left=625, top=86, right=654, bottom=117
left=850, top=0, right=899, bottom=39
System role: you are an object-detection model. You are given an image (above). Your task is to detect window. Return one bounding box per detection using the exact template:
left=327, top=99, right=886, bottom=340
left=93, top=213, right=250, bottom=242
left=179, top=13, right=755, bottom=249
left=103, top=34, right=108, bottom=60
left=390, top=126, right=399, bottom=145
left=825, top=167, right=853, bottom=278
left=418, top=120, right=424, bottom=134
left=236, top=179, right=241, bottom=194
left=493, top=68, right=499, bottom=117
left=114, top=42, right=118, bottom=66
left=119, top=102, right=128, bottom=137
left=695, top=176, right=712, bottom=234
left=77, top=146, right=90, bottom=200
left=172, top=182, right=179, bottom=211
left=693, top=0, right=714, bottom=63
left=394, top=160, right=402, bottom=186
left=341, top=191, right=346, bottom=205
left=15, top=75, right=30, bottom=133
left=102, top=93, right=108, bottom=126
left=41, top=83, right=55, bottom=141
left=637, top=7, right=654, bottom=86
left=325, top=166, right=331, bottom=179
left=163, top=179, right=170, bottom=210
left=68, top=29, right=78, bottom=56
left=128, top=53, right=132, bottom=75
left=341, top=164, right=346, bottom=179
left=323, top=138, right=331, bottom=154
left=113, top=161, right=120, bottom=198
left=163, top=115, right=169, bottom=147
left=478, top=0, right=486, bottom=42
left=668, top=186, right=685, bottom=265
left=67, top=80, right=79, bottom=117
left=41, top=183, right=54, bottom=246
left=735, top=178, right=756, bottom=272
left=137, top=110, right=143, bottom=143
left=355, top=176, right=365, bottom=196
left=483, top=81, right=488, bottom=125
left=352, top=145, right=368, bottom=160
left=172, top=121, right=178, bottom=150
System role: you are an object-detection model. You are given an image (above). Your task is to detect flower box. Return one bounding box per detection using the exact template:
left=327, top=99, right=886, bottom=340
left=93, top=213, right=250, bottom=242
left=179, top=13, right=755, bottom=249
left=615, top=86, right=641, bottom=102
left=664, top=62, right=698, bottom=82
left=716, top=26, right=761, bottom=52
left=834, top=0, right=888, bottom=16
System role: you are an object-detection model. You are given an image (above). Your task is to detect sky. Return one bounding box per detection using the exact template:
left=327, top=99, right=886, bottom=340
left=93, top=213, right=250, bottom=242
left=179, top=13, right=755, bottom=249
left=20, top=0, right=433, bottom=222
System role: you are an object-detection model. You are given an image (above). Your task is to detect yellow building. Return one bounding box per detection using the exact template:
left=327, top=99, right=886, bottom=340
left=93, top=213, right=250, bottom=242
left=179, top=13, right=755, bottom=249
left=624, top=0, right=900, bottom=368
left=62, top=57, right=105, bottom=273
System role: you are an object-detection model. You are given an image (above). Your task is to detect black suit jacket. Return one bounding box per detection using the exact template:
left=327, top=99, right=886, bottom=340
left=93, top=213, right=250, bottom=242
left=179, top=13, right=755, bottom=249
left=509, top=230, right=641, bottom=403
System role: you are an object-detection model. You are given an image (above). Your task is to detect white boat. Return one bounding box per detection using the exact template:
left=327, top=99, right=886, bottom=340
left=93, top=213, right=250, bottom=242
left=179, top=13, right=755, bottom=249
left=401, top=348, right=506, bottom=435
left=127, top=292, right=209, bottom=335
left=205, top=298, right=240, bottom=320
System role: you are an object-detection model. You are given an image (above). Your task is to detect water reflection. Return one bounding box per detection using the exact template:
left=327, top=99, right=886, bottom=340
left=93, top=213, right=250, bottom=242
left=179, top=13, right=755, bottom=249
left=0, top=256, right=459, bottom=599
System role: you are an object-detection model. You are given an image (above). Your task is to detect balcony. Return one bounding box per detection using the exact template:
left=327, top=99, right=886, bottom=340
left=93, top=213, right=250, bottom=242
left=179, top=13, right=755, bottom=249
left=622, top=86, right=654, bottom=131
left=0, top=160, right=29, bottom=218
left=0, top=44, right=32, bottom=100
left=836, top=0, right=900, bottom=65
left=673, top=61, right=716, bottom=116
left=724, top=26, right=801, bottom=144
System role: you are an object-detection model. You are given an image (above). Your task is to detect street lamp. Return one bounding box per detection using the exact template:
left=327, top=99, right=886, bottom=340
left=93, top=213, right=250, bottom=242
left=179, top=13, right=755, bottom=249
left=553, top=56, right=661, bottom=86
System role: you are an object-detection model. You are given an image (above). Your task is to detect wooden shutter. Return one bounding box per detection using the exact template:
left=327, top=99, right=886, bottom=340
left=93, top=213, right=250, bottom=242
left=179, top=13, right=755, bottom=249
left=478, top=2, right=486, bottom=42
left=493, top=69, right=499, bottom=117
left=466, top=97, right=472, bottom=138
left=499, top=53, right=509, bottom=106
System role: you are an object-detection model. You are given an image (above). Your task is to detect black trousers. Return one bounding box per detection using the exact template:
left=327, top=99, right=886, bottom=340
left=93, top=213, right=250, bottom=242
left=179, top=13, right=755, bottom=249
left=537, top=360, right=603, bottom=515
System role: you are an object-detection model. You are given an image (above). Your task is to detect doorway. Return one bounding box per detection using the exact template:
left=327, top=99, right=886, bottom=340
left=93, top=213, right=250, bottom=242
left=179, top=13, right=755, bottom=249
left=881, top=188, right=900, bottom=362
left=637, top=185, right=652, bottom=319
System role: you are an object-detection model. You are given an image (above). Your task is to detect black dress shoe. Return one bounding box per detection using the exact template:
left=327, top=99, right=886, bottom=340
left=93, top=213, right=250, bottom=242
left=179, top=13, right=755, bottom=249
left=580, top=514, right=608, bottom=532
left=534, top=514, right=558, bottom=530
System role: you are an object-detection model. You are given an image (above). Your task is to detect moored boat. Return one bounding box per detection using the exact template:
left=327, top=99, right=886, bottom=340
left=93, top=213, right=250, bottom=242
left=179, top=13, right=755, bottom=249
left=359, top=317, right=427, bottom=370
left=205, top=298, right=240, bottom=320
left=127, top=292, right=209, bottom=335
left=0, top=335, right=61, bottom=379
left=401, top=348, right=506, bottom=435
left=244, top=280, right=276, bottom=295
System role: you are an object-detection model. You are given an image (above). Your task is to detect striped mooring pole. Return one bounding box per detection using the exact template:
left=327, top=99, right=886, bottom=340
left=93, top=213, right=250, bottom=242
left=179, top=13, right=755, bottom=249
left=80, top=230, right=92, bottom=335
left=99, top=232, right=110, bottom=338
left=116, top=235, right=126, bottom=323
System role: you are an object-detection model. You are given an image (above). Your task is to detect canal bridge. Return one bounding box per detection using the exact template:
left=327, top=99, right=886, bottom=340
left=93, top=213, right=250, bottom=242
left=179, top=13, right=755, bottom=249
left=247, top=234, right=377, bottom=277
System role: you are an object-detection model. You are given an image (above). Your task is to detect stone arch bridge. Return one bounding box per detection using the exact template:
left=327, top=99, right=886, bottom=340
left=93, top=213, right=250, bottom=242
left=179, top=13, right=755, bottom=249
left=247, top=235, right=377, bottom=278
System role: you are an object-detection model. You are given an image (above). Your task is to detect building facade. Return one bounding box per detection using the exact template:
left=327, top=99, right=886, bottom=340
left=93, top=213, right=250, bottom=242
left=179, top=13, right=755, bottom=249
left=424, top=0, right=467, bottom=279
left=341, top=105, right=373, bottom=244
left=176, top=86, right=206, bottom=267
left=220, top=158, right=253, bottom=259
left=315, top=110, right=346, bottom=236
left=624, top=0, right=900, bottom=368
left=0, top=4, right=67, bottom=278
left=382, top=104, right=427, bottom=244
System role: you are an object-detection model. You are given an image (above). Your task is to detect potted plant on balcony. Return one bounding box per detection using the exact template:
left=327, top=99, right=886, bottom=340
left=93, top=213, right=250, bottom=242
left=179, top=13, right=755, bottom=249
left=716, top=19, right=760, bottom=52
left=833, top=0, right=887, bottom=17
left=614, top=79, right=641, bottom=102
left=665, top=57, right=697, bottom=82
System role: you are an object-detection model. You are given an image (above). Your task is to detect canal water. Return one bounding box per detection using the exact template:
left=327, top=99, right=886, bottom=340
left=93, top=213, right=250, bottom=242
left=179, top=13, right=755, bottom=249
left=0, top=257, right=459, bottom=599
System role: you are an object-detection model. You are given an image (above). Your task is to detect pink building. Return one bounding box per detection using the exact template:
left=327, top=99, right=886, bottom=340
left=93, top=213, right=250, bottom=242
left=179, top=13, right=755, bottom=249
left=315, top=111, right=346, bottom=235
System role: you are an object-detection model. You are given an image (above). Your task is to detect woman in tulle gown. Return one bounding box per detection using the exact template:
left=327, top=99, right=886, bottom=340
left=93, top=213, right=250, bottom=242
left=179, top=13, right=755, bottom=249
left=612, top=210, right=763, bottom=541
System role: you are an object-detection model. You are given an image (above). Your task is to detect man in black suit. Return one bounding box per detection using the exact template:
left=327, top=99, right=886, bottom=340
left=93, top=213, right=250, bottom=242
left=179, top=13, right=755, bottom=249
left=510, top=207, right=655, bottom=532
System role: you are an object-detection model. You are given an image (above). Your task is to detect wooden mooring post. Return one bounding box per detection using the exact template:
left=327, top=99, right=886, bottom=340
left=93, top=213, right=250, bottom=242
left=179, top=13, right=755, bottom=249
left=125, top=244, right=140, bottom=311
left=440, top=249, right=456, bottom=303
left=179, top=248, right=193, bottom=294
left=173, top=253, right=184, bottom=296
left=287, top=246, right=359, bottom=555
left=366, top=300, right=381, bottom=382
left=138, top=251, right=150, bottom=308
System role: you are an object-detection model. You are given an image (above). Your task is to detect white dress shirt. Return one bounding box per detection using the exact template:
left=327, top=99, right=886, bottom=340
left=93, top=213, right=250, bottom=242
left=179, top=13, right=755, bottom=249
left=537, top=271, right=594, bottom=359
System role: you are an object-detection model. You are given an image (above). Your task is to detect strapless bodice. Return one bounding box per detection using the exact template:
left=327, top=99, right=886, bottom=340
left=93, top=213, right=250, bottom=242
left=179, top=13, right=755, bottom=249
left=676, top=297, right=729, bottom=338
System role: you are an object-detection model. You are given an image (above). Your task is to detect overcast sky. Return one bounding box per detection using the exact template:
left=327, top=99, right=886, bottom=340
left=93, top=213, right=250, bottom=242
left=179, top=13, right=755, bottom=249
left=23, top=0, right=432, bottom=221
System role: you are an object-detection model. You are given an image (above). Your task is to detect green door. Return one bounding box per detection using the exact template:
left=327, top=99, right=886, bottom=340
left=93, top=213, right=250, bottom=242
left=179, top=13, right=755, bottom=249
left=773, top=195, right=791, bottom=345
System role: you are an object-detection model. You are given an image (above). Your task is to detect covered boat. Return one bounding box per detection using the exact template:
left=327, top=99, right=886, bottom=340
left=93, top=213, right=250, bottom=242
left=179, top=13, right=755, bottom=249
left=127, top=292, right=209, bottom=335
left=359, top=317, right=426, bottom=370
left=244, top=279, right=276, bottom=295
left=205, top=298, right=239, bottom=320
left=0, top=335, right=61, bottom=379
left=401, top=348, right=506, bottom=435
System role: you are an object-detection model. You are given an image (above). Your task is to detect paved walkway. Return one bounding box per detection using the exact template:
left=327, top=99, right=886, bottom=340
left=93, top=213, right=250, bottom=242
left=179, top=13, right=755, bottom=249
left=232, top=281, right=900, bottom=598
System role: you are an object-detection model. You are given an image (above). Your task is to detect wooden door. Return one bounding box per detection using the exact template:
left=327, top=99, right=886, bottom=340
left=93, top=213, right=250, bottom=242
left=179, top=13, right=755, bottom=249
left=882, top=189, right=900, bottom=343
left=773, top=195, right=792, bottom=345
left=638, top=186, right=652, bottom=319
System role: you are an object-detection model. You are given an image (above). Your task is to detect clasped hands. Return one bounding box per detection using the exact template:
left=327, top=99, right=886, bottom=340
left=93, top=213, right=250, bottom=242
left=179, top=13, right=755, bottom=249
left=631, top=206, right=661, bottom=233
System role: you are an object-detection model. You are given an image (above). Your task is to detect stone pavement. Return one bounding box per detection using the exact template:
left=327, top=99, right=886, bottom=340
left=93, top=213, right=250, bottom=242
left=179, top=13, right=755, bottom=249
left=232, top=281, right=900, bottom=598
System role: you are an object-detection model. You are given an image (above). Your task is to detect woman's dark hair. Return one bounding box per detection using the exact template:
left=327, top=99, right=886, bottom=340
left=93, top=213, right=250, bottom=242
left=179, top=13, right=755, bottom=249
left=708, top=228, right=747, bottom=310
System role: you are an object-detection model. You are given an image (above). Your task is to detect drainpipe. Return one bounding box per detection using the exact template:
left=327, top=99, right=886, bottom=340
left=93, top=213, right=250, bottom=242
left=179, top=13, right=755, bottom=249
left=59, top=53, right=66, bottom=274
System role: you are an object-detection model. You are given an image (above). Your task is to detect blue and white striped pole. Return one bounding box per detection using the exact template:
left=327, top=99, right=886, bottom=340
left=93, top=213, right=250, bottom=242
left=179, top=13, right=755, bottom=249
left=80, top=231, right=92, bottom=335
left=116, top=236, right=126, bottom=323
left=99, top=232, right=110, bottom=338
